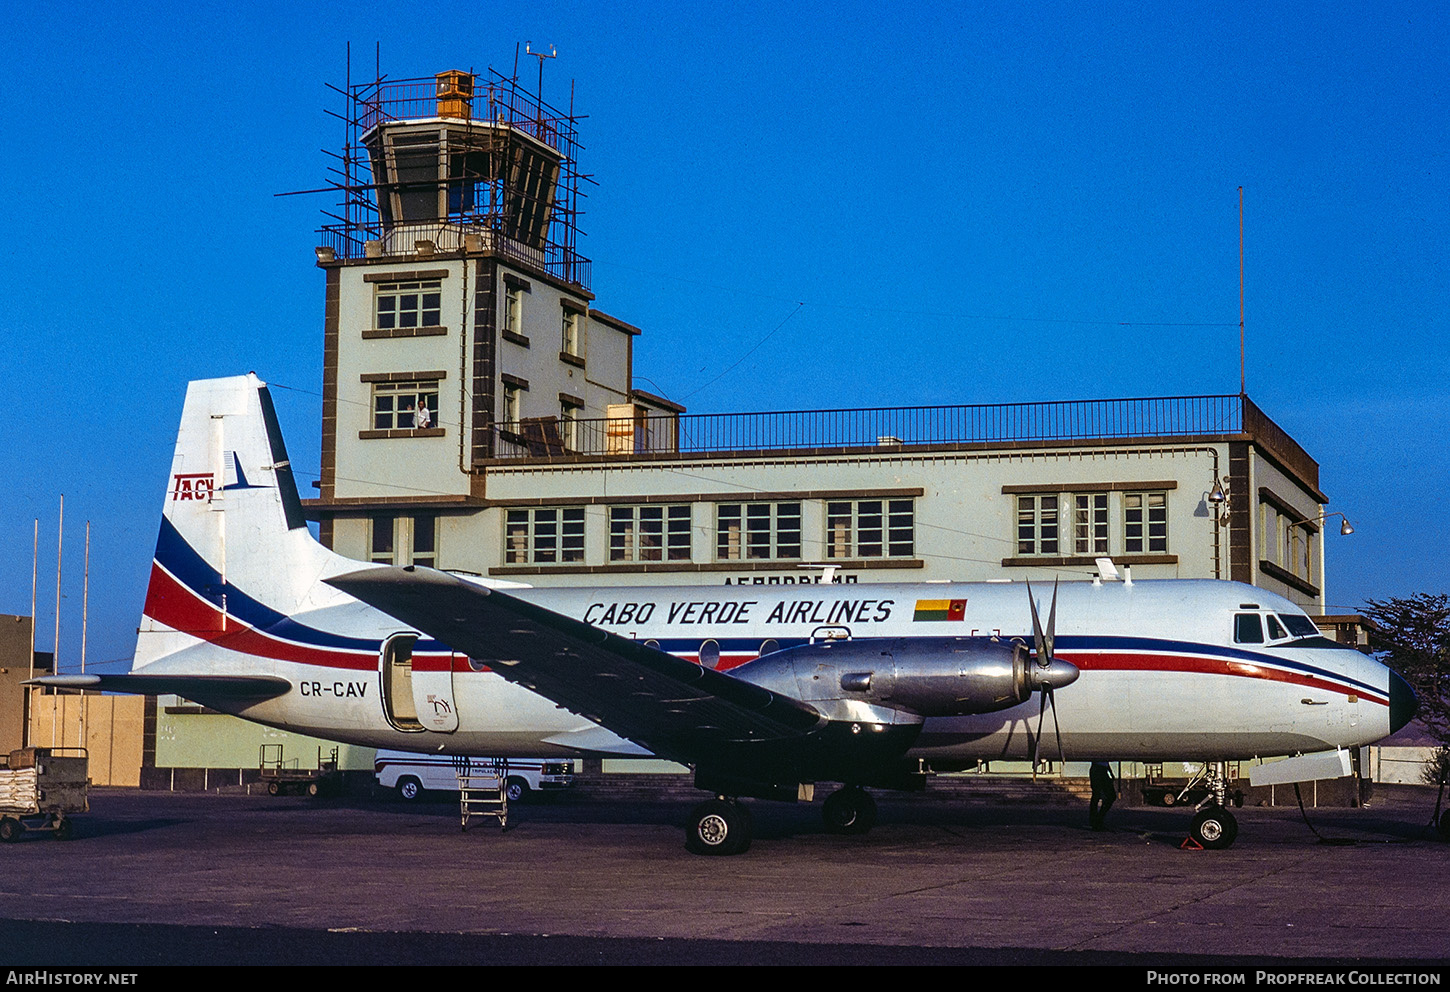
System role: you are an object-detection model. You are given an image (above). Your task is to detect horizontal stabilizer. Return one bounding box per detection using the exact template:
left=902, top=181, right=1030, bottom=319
left=27, top=674, right=292, bottom=700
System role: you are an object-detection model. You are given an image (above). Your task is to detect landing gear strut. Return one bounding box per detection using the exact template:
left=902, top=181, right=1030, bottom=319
left=1187, top=761, right=1239, bottom=850
left=822, top=786, right=877, bottom=835
left=685, top=798, right=753, bottom=855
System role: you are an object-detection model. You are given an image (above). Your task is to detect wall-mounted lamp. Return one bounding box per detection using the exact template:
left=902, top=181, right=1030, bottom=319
left=1207, top=475, right=1231, bottom=527
left=1287, top=511, right=1355, bottom=536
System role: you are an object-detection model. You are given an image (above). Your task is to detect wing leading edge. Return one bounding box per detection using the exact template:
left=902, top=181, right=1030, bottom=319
left=326, top=566, right=824, bottom=766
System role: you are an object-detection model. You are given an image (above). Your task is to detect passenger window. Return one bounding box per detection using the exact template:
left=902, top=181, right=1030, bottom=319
left=1234, top=614, right=1264, bottom=644
left=699, top=640, right=721, bottom=669
left=1266, top=615, right=1287, bottom=640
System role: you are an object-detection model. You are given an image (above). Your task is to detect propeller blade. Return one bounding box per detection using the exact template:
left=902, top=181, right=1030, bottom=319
left=1049, top=683, right=1066, bottom=767
left=1045, top=578, right=1059, bottom=662
left=1026, top=579, right=1047, bottom=665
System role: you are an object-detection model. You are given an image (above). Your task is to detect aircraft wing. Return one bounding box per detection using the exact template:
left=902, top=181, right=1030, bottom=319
left=327, top=566, right=824, bottom=765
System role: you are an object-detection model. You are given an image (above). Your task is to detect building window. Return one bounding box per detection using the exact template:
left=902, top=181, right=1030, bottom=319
left=610, top=505, right=691, bottom=562
left=716, top=502, right=801, bottom=561
left=826, top=499, right=914, bottom=558
left=502, top=382, right=522, bottom=426
left=370, top=515, right=396, bottom=564
left=370, top=514, right=438, bottom=567
left=372, top=381, right=438, bottom=430
left=505, top=507, right=584, bottom=564
left=412, top=513, right=437, bottom=568
left=1123, top=492, right=1168, bottom=553
left=1073, top=493, right=1109, bottom=555
left=1016, top=495, right=1060, bottom=555
left=376, top=281, right=442, bottom=330
left=504, top=284, right=524, bottom=337
left=562, top=308, right=582, bottom=358
left=560, top=398, right=583, bottom=451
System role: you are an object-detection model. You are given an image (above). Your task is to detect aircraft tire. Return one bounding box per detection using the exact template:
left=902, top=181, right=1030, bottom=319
left=822, top=787, right=877, bottom=835
left=1189, top=807, right=1238, bottom=850
left=685, top=799, right=751, bottom=856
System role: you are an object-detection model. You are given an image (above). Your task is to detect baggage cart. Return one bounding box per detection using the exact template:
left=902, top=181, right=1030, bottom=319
left=0, top=747, right=89, bottom=842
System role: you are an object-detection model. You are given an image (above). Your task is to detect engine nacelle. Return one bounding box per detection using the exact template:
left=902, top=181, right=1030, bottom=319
left=733, top=636, right=1079, bottom=721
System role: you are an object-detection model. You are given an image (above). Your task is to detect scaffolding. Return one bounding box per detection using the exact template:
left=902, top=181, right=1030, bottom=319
left=319, top=62, right=592, bottom=290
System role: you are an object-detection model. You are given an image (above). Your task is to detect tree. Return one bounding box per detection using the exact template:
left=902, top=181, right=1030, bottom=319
left=1362, top=593, right=1450, bottom=747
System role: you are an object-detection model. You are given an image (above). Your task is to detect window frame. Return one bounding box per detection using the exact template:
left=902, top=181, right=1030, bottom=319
left=1123, top=491, right=1169, bottom=554
left=1016, top=494, right=1061, bottom=556
left=504, top=507, right=585, bottom=565
left=371, top=380, right=440, bottom=431
left=825, top=499, right=914, bottom=559
left=715, top=502, right=802, bottom=561
left=375, top=280, right=443, bottom=331
left=609, top=505, right=692, bottom=563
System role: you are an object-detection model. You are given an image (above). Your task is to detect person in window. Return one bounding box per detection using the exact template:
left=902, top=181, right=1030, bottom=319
left=415, top=401, right=432, bottom=430
left=1089, top=760, right=1117, bottom=831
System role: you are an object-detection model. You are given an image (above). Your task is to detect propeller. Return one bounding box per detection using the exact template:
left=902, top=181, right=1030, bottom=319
left=1025, top=578, right=1079, bottom=774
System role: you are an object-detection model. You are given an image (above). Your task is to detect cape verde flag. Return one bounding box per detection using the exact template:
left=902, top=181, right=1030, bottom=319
left=913, top=598, right=966, bottom=622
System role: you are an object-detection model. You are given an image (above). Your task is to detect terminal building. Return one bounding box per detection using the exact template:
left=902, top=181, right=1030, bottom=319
left=304, top=68, right=1337, bottom=619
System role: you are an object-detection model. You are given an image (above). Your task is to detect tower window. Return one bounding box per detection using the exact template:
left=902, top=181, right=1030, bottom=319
left=372, top=381, right=439, bottom=430
left=376, top=281, right=442, bottom=330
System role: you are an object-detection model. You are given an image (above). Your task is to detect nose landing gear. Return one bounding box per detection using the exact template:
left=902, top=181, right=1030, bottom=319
left=1184, top=761, right=1239, bottom=850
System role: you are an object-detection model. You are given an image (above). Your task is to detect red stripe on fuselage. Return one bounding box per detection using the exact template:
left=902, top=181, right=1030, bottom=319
left=1061, top=651, right=1387, bottom=706
left=144, top=562, right=418, bottom=672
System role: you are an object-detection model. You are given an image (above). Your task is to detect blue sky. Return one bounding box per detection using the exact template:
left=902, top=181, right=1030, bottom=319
left=1, top=2, right=1446, bottom=672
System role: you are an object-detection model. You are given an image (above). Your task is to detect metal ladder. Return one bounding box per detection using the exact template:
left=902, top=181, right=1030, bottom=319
left=456, top=756, right=508, bottom=832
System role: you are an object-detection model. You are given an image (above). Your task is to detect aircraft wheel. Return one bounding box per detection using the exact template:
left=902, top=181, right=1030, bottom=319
left=505, top=778, right=529, bottom=803
left=822, top=787, right=877, bottom=835
left=685, top=799, right=752, bottom=856
left=1189, top=807, right=1238, bottom=850
left=0, top=817, right=22, bottom=843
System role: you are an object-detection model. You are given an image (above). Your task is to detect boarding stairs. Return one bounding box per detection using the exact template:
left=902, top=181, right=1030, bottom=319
left=456, top=756, right=509, bottom=832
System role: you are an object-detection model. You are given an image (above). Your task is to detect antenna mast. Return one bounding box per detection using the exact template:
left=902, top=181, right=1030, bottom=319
left=1239, top=186, right=1246, bottom=396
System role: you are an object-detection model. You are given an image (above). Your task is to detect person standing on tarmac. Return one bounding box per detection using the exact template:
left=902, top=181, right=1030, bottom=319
left=1089, top=761, right=1117, bottom=831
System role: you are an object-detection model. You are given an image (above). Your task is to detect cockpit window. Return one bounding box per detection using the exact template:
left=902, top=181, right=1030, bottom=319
left=1279, top=614, right=1320, bottom=639
left=1234, top=613, right=1264, bottom=644
left=1265, top=615, right=1287, bottom=640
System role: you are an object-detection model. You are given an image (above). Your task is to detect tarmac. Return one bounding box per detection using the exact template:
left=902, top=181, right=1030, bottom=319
left=1, top=783, right=1448, bottom=967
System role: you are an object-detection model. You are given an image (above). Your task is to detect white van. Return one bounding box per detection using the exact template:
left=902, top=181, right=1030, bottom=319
left=374, top=750, right=576, bottom=803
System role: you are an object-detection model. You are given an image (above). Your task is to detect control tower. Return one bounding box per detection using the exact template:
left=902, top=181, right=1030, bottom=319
left=321, top=68, right=588, bottom=285
left=309, top=65, right=678, bottom=561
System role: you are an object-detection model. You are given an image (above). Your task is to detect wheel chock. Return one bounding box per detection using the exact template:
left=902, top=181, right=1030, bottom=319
left=1180, top=836, right=1205, bottom=850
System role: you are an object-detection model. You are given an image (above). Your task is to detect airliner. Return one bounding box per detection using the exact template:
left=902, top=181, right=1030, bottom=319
left=34, top=375, right=1416, bottom=855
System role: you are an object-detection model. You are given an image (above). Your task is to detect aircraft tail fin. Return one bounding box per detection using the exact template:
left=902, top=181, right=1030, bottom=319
left=134, top=374, right=338, bottom=670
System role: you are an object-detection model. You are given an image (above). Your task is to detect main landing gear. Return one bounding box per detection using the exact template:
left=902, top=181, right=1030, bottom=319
left=1185, top=761, right=1239, bottom=850
left=686, top=798, right=753, bottom=855
left=685, top=786, right=881, bottom=855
